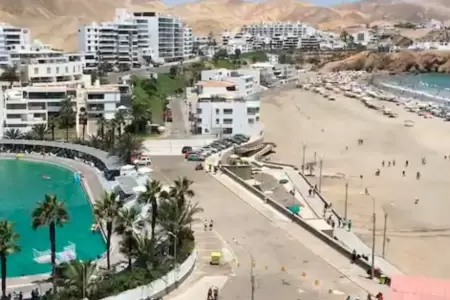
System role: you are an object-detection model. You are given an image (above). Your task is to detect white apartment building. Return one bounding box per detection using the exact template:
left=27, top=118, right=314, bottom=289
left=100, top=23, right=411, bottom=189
left=352, top=30, right=379, bottom=46
left=78, top=16, right=139, bottom=70
left=194, top=81, right=261, bottom=136
left=0, top=23, right=30, bottom=53
left=79, top=9, right=193, bottom=65
left=226, top=39, right=253, bottom=56
left=0, top=83, right=123, bottom=134
left=241, top=21, right=316, bottom=38
left=200, top=68, right=261, bottom=96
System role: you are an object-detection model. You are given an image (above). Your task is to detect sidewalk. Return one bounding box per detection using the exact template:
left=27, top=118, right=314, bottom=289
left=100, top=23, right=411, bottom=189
left=259, top=164, right=403, bottom=278
left=210, top=171, right=391, bottom=297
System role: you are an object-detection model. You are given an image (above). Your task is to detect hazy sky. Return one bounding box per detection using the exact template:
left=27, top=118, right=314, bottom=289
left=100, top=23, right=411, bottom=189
left=163, top=0, right=358, bottom=5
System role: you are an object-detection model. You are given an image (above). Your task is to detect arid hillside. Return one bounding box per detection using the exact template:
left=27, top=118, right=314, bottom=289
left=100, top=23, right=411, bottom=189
left=1, top=0, right=449, bottom=51
left=323, top=51, right=450, bottom=73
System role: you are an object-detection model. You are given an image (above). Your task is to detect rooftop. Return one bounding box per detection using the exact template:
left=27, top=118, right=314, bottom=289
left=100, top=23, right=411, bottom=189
left=196, top=80, right=236, bottom=88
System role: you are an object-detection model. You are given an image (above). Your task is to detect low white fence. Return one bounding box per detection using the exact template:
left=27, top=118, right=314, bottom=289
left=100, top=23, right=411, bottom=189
left=101, top=250, right=198, bottom=300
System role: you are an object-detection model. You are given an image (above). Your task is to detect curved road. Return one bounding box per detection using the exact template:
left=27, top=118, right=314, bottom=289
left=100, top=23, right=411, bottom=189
left=151, top=156, right=369, bottom=300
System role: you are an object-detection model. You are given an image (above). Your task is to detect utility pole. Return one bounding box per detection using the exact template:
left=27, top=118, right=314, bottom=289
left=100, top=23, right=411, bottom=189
left=382, top=212, right=388, bottom=258
left=318, top=156, right=324, bottom=193
left=301, top=144, right=307, bottom=174
left=371, top=196, right=376, bottom=279
left=344, top=181, right=349, bottom=220
left=250, top=255, right=255, bottom=300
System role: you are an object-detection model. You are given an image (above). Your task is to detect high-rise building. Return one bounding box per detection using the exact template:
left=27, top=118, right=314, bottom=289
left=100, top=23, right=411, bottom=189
left=78, top=9, right=194, bottom=65
left=0, top=23, right=30, bottom=52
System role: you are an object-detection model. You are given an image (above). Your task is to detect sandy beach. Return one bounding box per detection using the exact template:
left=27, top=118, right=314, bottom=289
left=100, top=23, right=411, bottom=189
left=261, top=73, right=450, bottom=277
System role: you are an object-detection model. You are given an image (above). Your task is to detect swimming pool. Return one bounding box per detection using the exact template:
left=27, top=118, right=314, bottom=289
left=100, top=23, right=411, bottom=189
left=0, top=159, right=106, bottom=277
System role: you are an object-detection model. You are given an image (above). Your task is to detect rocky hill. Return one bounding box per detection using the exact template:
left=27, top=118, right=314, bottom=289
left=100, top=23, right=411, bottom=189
left=1, top=0, right=450, bottom=51
left=323, top=51, right=450, bottom=73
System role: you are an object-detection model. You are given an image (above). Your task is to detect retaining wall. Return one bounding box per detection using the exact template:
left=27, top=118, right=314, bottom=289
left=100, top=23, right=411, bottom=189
left=101, top=250, right=197, bottom=300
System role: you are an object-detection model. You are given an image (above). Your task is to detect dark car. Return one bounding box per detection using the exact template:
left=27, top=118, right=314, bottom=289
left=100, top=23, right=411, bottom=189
left=181, top=146, right=193, bottom=154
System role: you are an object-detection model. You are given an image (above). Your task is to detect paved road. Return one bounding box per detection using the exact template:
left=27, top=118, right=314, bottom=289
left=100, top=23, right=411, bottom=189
left=151, top=156, right=372, bottom=300
left=167, top=97, right=190, bottom=138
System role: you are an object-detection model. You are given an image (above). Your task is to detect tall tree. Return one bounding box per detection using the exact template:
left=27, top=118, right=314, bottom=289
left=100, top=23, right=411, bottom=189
left=0, top=65, right=19, bottom=88
left=32, top=124, right=47, bottom=140
left=114, top=109, right=127, bottom=138
left=58, top=96, right=75, bottom=141
left=115, top=208, right=142, bottom=270
left=55, top=260, right=97, bottom=298
left=93, top=192, right=122, bottom=270
left=138, top=180, right=167, bottom=240
left=79, top=111, right=88, bottom=140
left=3, top=129, right=22, bottom=140
left=31, top=194, right=70, bottom=294
left=0, top=220, right=21, bottom=299
left=111, top=133, right=143, bottom=164
left=170, top=177, right=195, bottom=208
left=48, top=116, right=57, bottom=141
left=96, top=116, right=107, bottom=140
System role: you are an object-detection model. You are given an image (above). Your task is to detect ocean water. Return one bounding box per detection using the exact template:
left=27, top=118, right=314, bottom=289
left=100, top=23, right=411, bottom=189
left=0, top=159, right=105, bottom=277
left=376, top=73, right=450, bottom=104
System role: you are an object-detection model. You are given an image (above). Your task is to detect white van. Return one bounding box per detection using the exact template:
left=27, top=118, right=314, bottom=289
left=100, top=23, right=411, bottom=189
left=133, top=155, right=152, bottom=166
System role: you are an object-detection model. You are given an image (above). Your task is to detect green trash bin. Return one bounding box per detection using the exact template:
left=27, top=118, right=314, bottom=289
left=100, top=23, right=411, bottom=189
left=379, top=275, right=386, bottom=285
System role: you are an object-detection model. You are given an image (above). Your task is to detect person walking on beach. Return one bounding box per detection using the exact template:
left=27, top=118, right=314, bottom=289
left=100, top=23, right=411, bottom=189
left=382, top=160, right=385, bottom=167
left=393, top=159, right=396, bottom=166
left=387, top=161, right=391, bottom=167
left=348, top=220, right=353, bottom=231
left=402, top=170, right=406, bottom=177
left=308, top=188, right=312, bottom=197
left=405, top=160, right=409, bottom=167
left=207, top=287, right=213, bottom=300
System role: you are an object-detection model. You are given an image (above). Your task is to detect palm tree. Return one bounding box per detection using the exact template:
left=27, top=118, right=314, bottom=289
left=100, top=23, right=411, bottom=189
left=87, top=134, right=104, bottom=150
left=0, top=220, right=20, bottom=299
left=114, top=109, right=127, bottom=138
left=31, top=194, right=69, bottom=294
left=138, top=180, right=167, bottom=240
left=79, top=111, right=88, bottom=140
left=55, top=260, right=97, bottom=298
left=157, top=197, right=203, bottom=260
left=93, top=192, right=122, bottom=270
left=111, top=133, right=143, bottom=164
left=0, top=65, right=19, bottom=88
left=170, top=177, right=195, bottom=208
left=22, top=131, right=36, bottom=140
left=96, top=116, right=107, bottom=140
left=132, top=235, right=170, bottom=279
left=115, top=208, right=142, bottom=270
left=3, top=128, right=22, bottom=140
left=48, top=116, right=57, bottom=141
left=32, top=124, right=47, bottom=140
left=58, top=96, right=75, bottom=141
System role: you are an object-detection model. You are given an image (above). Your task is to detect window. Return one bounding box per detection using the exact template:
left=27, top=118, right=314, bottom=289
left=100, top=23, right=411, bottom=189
left=56, top=67, right=59, bottom=74
left=33, top=68, right=38, bottom=75
left=65, top=66, right=69, bottom=73
left=215, top=108, right=220, bottom=114
left=223, top=108, right=233, bottom=115
left=223, top=118, right=233, bottom=125
left=223, top=128, right=233, bottom=134
left=196, top=108, right=202, bottom=114
left=256, top=116, right=259, bottom=122
left=196, top=118, right=202, bottom=123
left=46, top=67, right=51, bottom=74
left=248, top=118, right=255, bottom=124
left=216, top=118, right=220, bottom=124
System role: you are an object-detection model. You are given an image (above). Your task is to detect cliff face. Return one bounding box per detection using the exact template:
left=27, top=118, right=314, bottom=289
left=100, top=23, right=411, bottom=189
left=323, top=51, right=450, bottom=73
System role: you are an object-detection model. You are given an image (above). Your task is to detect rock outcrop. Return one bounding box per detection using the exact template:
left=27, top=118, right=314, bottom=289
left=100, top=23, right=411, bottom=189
left=322, top=51, right=450, bottom=73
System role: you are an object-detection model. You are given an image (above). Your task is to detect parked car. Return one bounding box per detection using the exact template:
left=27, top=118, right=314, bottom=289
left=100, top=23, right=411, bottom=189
left=210, top=143, right=227, bottom=150
left=234, top=134, right=250, bottom=142
left=181, top=146, right=193, bottom=154
left=185, top=150, right=201, bottom=159
left=187, top=153, right=205, bottom=161
left=202, top=146, right=218, bottom=153
left=223, top=138, right=238, bottom=145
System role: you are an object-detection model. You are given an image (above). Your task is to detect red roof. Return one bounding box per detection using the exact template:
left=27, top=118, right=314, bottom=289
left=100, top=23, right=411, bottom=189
left=391, top=276, right=450, bottom=300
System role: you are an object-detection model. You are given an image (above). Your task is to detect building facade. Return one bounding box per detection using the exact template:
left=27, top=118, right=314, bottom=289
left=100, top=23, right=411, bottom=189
left=200, top=68, right=260, bottom=96
left=78, top=9, right=193, bottom=65
left=0, top=23, right=30, bottom=53
left=194, top=83, right=261, bottom=136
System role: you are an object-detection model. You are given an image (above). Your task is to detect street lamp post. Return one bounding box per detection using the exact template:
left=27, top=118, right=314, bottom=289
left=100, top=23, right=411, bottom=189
left=344, top=180, right=349, bottom=220
left=369, top=195, right=376, bottom=279
left=168, top=231, right=178, bottom=287
left=318, top=155, right=324, bottom=193
left=301, top=144, right=307, bottom=174
left=382, top=212, right=388, bottom=258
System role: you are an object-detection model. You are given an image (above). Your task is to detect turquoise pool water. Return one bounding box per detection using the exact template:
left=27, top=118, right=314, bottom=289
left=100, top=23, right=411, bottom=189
left=0, top=159, right=105, bottom=277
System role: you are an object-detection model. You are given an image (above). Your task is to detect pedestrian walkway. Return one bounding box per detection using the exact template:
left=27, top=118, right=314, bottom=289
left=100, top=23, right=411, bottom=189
left=166, top=220, right=234, bottom=300
left=210, top=171, right=390, bottom=297
left=255, top=160, right=403, bottom=278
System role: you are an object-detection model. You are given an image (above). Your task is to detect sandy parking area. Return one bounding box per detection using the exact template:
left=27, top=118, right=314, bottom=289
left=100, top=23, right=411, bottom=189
left=261, top=76, right=450, bottom=277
